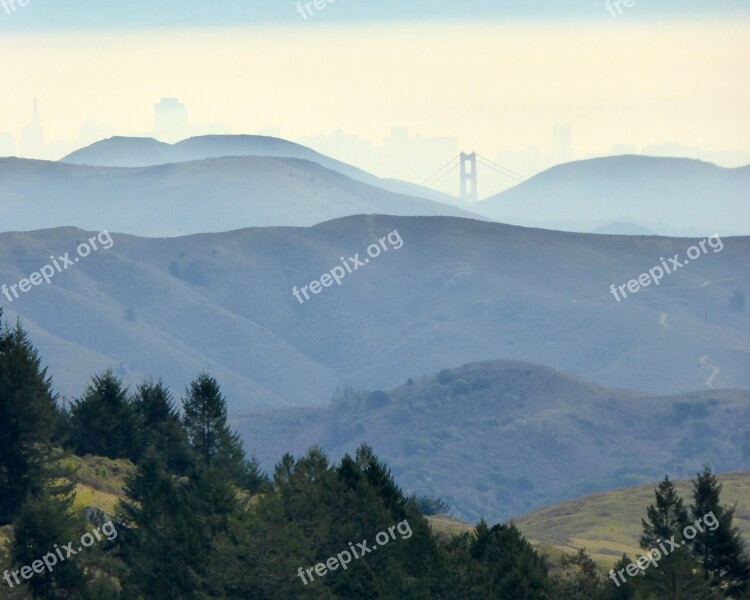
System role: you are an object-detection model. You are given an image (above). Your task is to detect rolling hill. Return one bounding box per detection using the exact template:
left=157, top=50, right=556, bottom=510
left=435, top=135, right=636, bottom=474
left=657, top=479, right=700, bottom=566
left=0, top=215, right=748, bottom=409
left=60, top=134, right=465, bottom=209
left=513, top=471, right=750, bottom=567
left=236, top=359, right=750, bottom=522
left=472, top=155, right=750, bottom=237
left=0, top=156, right=479, bottom=236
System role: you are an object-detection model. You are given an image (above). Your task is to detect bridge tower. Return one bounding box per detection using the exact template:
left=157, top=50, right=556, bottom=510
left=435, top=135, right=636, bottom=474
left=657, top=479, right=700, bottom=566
left=460, top=151, right=478, bottom=203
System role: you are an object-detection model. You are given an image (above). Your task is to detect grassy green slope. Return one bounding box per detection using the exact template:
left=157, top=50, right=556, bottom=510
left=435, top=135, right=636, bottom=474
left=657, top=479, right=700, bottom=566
left=514, top=471, right=750, bottom=567
left=0, top=456, right=135, bottom=548
left=63, top=455, right=136, bottom=515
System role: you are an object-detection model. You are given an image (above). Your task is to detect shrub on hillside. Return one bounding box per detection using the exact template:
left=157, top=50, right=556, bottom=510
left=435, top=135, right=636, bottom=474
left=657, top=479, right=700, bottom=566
left=437, top=369, right=456, bottom=385
left=471, top=377, right=491, bottom=391
left=367, top=391, right=391, bottom=409
left=451, top=379, right=470, bottom=396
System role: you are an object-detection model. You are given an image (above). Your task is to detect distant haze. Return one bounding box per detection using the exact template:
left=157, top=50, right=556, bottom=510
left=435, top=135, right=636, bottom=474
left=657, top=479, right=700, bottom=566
left=1, top=137, right=743, bottom=238
left=1, top=20, right=748, bottom=183
left=0, top=216, right=747, bottom=407
left=473, top=156, right=750, bottom=237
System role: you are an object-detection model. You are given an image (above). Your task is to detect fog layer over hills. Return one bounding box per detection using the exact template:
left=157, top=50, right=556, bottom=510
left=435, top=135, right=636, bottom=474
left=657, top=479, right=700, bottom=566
left=0, top=156, right=480, bottom=236
left=473, top=155, right=750, bottom=237
left=61, top=134, right=465, bottom=208
left=6, top=136, right=746, bottom=239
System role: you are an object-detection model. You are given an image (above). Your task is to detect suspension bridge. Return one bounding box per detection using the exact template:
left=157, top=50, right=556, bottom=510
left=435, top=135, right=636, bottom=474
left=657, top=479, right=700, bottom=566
left=421, top=152, right=526, bottom=203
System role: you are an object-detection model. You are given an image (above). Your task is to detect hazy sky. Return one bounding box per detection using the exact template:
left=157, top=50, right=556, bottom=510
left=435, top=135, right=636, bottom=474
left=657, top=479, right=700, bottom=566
left=1, top=0, right=749, bottom=29
left=1, top=1, right=749, bottom=177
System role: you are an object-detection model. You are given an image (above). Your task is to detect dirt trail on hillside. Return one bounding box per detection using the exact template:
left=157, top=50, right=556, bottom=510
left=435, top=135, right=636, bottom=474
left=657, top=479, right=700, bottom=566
left=699, top=354, right=721, bottom=388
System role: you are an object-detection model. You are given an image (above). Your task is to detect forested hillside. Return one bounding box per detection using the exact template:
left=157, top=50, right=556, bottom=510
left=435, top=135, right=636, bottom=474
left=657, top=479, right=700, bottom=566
left=2, top=313, right=749, bottom=599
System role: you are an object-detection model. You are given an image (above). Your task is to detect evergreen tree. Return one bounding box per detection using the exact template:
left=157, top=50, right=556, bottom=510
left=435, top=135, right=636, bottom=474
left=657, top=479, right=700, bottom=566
left=445, top=520, right=550, bottom=599
left=355, top=444, right=408, bottom=520
left=182, top=373, right=249, bottom=487
left=244, top=454, right=270, bottom=494
left=210, top=493, right=330, bottom=600
left=691, top=466, right=750, bottom=596
left=416, top=496, right=452, bottom=517
left=131, top=380, right=192, bottom=474
left=119, top=445, right=239, bottom=600
left=117, top=452, right=207, bottom=600
left=606, top=554, right=638, bottom=599
left=52, top=400, right=74, bottom=449
left=229, top=446, right=451, bottom=599
left=184, top=465, right=238, bottom=544
left=337, top=447, right=449, bottom=599
left=551, top=548, right=607, bottom=599
left=641, top=476, right=713, bottom=599
left=0, top=313, right=60, bottom=525
left=641, top=477, right=691, bottom=549
left=69, top=370, right=139, bottom=461
left=9, top=488, right=90, bottom=599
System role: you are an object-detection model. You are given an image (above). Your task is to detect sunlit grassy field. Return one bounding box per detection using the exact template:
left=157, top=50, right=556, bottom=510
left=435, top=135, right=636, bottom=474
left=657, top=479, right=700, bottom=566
left=513, top=471, right=750, bottom=566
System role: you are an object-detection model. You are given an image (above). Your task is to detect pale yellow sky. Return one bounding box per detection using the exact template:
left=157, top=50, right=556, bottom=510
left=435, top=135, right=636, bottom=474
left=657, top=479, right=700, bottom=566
left=2, top=19, right=749, bottom=161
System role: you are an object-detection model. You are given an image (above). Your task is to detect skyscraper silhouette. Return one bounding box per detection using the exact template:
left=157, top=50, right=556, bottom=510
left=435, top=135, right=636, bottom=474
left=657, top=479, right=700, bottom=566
left=20, top=98, right=45, bottom=158
left=154, top=98, right=188, bottom=142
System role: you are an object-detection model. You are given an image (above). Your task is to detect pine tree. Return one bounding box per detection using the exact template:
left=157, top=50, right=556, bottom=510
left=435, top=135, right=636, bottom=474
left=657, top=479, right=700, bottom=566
left=552, top=548, right=607, bottom=599
left=210, top=491, right=331, bottom=600
left=355, top=443, right=408, bottom=520
left=691, top=466, right=750, bottom=596
left=641, top=477, right=691, bottom=549
left=0, top=313, right=60, bottom=525
left=117, top=452, right=204, bottom=599
left=244, top=454, right=270, bottom=494
left=257, top=446, right=451, bottom=599
left=69, top=369, right=139, bottom=461
left=640, top=476, right=713, bottom=599
left=117, top=449, right=239, bottom=600
left=607, top=554, right=638, bottom=599
left=446, top=520, right=551, bottom=599
left=182, top=373, right=249, bottom=487
left=131, top=380, right=192, bottom=474
left=10, top=487, right=90, bottom=599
